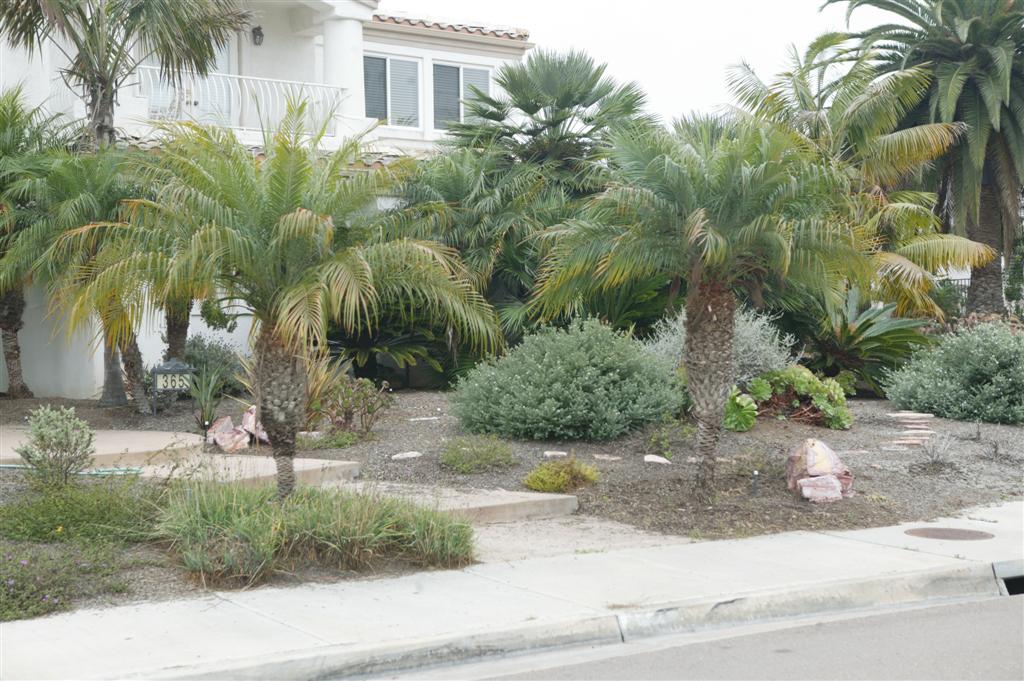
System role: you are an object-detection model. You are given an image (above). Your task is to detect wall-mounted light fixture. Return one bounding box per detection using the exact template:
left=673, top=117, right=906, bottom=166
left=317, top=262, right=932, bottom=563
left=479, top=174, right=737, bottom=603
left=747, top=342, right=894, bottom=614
left=251, top=25, right=264, bottom=46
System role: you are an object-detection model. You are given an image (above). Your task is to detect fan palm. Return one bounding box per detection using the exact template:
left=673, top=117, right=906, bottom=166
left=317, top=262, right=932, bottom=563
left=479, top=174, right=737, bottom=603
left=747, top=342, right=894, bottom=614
left=0, top=0, right=250, bottom=147
left=446, top=50, right=650, bottom=194
left=729, top=32, right=995, bottom=318
left=828, top=0, right=1024, bottom=313
left=537, top=115, right=862, bottom=501
left=0, top=147, right=145, bottom=408
left=62, top=106, right=500, bottom=497
left=0, top=86, right=71, bottom=397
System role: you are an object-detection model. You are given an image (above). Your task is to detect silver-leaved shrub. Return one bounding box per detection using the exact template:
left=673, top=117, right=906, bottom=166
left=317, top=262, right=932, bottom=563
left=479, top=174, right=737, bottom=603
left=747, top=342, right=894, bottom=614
left=15, top=405, right=95, bottom=487
left=453, top=319, right=683, bottom=441
left=643, top=308, right=794, bottom=386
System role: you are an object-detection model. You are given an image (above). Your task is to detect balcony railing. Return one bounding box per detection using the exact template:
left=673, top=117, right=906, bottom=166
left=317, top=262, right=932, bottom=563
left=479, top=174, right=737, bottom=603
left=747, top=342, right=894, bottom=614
left=135, top=65, right=345, bottom=135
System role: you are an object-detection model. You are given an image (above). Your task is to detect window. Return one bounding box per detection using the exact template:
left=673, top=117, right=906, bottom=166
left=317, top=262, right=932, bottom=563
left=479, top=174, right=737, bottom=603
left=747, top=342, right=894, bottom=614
left=433, top=64, right=490, bottom=129
left=363, top=55, right=420, bottom=127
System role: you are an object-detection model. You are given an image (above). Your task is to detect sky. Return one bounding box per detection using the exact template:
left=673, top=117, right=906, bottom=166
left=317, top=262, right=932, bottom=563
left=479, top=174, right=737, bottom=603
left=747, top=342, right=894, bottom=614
left=376, top=0, right=889, bottom=121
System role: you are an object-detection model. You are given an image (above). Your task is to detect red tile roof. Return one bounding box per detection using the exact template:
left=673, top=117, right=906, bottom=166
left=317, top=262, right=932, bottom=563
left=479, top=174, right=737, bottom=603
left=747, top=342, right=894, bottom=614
left=371, top=13, right=530, bottom=42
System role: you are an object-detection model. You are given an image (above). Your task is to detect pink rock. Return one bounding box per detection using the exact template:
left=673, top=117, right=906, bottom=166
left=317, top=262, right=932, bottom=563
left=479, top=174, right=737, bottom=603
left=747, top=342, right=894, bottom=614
left=241, top=405, right=269, bottom=443
left=797, top=475, right=843, bottom=503
left=214, top=428, right=249, bottom=453
left=786, top=438, right=854, bottom=498
left=206, top=415, right=234, bottom=445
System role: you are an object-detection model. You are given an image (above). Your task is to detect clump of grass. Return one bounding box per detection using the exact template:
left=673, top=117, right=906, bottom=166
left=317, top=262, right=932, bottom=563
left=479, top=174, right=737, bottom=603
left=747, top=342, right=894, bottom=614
left=440, top=435, right=516, bottom=474
left=0, top=477, right=164, bottom=543
left=0, top=540, right=127, bottom=621
left=523, top=457, right=599, bottom=493
left=297, top=430, right=361, bottom=450
left=155, top=483, right=474, bottom=587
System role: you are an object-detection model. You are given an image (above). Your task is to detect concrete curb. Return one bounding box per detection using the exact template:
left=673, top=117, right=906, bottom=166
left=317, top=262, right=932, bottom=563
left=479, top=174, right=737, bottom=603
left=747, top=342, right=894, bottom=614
left=138, top=562, right=1002, bottom=680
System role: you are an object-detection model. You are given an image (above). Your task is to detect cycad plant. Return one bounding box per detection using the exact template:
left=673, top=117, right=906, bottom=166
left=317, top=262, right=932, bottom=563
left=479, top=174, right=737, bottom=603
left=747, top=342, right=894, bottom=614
left=537, top=115, right=861, bottom=500
left=729, top=32, right=994, bottom=318
left=65, top=106, right=500, bottom=497
left=829, top=0, right=1024, bottom=313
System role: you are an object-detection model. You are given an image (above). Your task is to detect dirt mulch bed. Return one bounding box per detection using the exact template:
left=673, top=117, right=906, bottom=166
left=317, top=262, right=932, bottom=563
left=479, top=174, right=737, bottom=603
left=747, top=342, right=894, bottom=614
left=299, top=391, right=1023, bottom=539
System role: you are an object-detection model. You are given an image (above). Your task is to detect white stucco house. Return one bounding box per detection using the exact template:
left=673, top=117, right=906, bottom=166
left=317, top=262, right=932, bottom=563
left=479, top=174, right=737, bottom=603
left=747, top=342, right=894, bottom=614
left=0, top=0, right=532, bottom=398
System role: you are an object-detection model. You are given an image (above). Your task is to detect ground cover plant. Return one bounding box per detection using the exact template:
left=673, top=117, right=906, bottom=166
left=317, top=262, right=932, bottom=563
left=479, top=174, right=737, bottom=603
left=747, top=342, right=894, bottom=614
left=523, top=457, right=599, bottom=493
left=886, top=323, right=1024, bottom=424
left=749, top=365, right=852, bottom=429
left=440, top=435, right=516, bottom=473
left=155, top=483, right=474, bottom=587
left=453, top=319, right=682, bottom=441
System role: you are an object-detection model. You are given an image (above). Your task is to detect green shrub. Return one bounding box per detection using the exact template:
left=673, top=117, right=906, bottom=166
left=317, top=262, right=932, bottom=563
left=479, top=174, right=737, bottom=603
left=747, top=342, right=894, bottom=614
left=184, top=335, right=246, bottom=395
left=523, top=457, right=599, bottom=493
left=758, top=365, right=852, bottom=429
left=454, top=319, right=683, bottom=441
left=315, top=375, right=394, bottom=435
left=15, top=406, right=94, bottom=487
left=155, top=483, right=473, bottom=587
left=885, top=323, right=1024, bottom=424
left=644, top=308, right=794, bottom=386
left=441, top=436, right=516, bottom=473
left=0, top=541, right=127, bottom=622
left=646, top=420, right=696, bottom=461
left=297, top=430, right=361, bottom=450
left=723, top=389, right=758, bottom=432
left=0, top=478, right=163, bottom=543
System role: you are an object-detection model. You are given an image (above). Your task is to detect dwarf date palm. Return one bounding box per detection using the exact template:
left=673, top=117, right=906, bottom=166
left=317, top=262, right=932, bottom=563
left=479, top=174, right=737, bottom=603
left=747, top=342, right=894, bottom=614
left=0, top=86, right=71, bottom=398
left=537, top=116, right=861, bottom=501
left=66, top=107, right=500, bottom=498
left=0, top=0, right=249, bottom=147
left=828, top=0, right=1024, bottom=313
left=729, top=33, right=995, bottom=317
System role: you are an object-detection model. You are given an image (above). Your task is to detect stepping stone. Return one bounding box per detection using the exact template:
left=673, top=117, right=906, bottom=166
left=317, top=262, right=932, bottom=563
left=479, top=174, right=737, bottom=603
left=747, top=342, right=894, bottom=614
left=592, top=454, right=622, bottom=461
left=840, top=450, right=870, bottom=455
left=392, top=451, right=423, bottom=460
left=893, top=439, right=927, bottom=446
left=644, top=454, right=671, bottom=465
left=880, top=445, right=910, bottom=452
left=544, top=450, right=568, bottom=458
left=408, top=417, right=440, bottom=422
left=903, top=428, right=935, bottom=434
left=888, top=412, right=934, bottom=419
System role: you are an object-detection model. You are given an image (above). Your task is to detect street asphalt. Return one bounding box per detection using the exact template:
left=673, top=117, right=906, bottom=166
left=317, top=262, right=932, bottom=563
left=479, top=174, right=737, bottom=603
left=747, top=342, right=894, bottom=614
left=401, top=596, right=1024, bottom=681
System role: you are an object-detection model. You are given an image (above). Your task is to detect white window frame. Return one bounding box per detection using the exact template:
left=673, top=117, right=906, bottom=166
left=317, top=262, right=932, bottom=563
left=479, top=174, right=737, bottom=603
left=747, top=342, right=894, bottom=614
left=364, top=52, right=423, bottom=130
left=431, top=60, right=491, bottom=130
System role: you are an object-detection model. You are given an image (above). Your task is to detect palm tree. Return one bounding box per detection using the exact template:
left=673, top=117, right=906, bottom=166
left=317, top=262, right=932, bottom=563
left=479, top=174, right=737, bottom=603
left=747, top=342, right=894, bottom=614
left=729, top=33, right=995, bottom=317
left=537, top=115, right=861, bottom=501
left=828, top=0, right=1024, bottom=313
left=0, top=86, right=70, bottom=397
left=65, top=106, right=501, bottom=497
left=0, top=148, right=145, bottom=408
left=0, top=0, right=250, bottom=147
left=446, top=50, right=650, bottom=193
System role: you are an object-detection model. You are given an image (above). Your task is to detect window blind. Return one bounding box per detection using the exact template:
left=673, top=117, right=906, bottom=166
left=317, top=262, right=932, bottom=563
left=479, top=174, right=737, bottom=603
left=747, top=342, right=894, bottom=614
left=433, top=64, right=461, bottom=129
left=363, top=56, right=387, bottom=122
left=389, top=59, right=419, bottom=127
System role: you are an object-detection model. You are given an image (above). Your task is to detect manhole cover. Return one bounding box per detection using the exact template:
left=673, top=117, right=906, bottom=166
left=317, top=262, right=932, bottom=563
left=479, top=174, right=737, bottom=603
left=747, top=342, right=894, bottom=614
left=904, top=527, right=995, bottom=541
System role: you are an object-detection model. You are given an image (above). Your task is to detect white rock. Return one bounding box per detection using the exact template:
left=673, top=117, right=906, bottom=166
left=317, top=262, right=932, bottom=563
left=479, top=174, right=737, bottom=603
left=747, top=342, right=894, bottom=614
left=888, top=412, right=934, bottom=419
left=408, top=416, right=441, bottom=422
left=592, top=454, right=622, bottom=461
left=644, top=454, right=672, bottom=465
left=391, top=451, right=423, bottom=460
left=544, top=450, right=568, bottom=458
left=880, top=445, right=909, bottom=452
left=686, top=456, right=699, bottom=464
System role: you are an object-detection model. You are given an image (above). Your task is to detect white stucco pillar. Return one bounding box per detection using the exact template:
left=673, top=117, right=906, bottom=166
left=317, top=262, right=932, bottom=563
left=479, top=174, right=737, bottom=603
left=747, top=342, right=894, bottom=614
left=322, top=17, right=365, bottom=119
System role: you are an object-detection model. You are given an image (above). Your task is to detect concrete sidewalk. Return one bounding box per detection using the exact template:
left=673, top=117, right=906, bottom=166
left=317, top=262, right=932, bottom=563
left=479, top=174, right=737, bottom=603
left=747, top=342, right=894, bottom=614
left=2, top=501, right=1021, bottom=680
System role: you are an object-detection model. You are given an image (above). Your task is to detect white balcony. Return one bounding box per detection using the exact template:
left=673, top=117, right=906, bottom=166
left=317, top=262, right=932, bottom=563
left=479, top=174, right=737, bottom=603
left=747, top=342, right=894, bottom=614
left=134, top=65, right=347, bottom=136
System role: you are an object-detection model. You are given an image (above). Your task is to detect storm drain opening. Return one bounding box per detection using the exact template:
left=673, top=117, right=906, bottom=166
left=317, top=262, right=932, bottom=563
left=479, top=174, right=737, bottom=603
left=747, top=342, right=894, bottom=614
left=903, top=528, right=995, bottom=541
left=1002, top=577, right=1024, bottom=596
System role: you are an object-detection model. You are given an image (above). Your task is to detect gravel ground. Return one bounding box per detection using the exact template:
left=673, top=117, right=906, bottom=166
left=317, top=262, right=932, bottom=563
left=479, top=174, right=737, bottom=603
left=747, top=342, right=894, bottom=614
left=302, top=391, right=1024, bottom=538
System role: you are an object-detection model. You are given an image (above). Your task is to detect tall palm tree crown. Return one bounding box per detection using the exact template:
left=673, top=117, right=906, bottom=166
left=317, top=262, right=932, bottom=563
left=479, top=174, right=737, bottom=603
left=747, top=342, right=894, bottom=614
left=0, top=0, right=250, bottom=146
left=828, top=0, right=1024, bottom=313
left=64, top=107, right=501, bottom=497
left=538, top=115, right=861, bottom=500
left=729, top=33, right=994, bottom=317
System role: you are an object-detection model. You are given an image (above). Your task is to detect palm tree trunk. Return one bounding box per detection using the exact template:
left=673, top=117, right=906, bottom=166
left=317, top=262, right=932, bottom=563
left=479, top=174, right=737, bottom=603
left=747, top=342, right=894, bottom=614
left=967, top=185, right=1007, bottom=315
left=120, top=332, right=150, bottom=414
left=86, top=83, right=116, bottom=149
left=99, top=331, right=129, bottom=407
left=683, top=278, right=736, bottom=504
left=0, top=289, right=33, bottom=398
left=255, top=329, right=306, bottom=499
left=164, top=300, right=191, bottom=361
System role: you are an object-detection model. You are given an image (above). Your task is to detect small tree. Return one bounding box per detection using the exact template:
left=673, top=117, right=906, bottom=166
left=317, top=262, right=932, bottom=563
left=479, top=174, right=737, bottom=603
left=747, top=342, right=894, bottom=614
left=16, top=405, right=95, bottom=487
left=538, top=115, right=860, bottom=501
left=0, top=0, right=250, bottom=148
